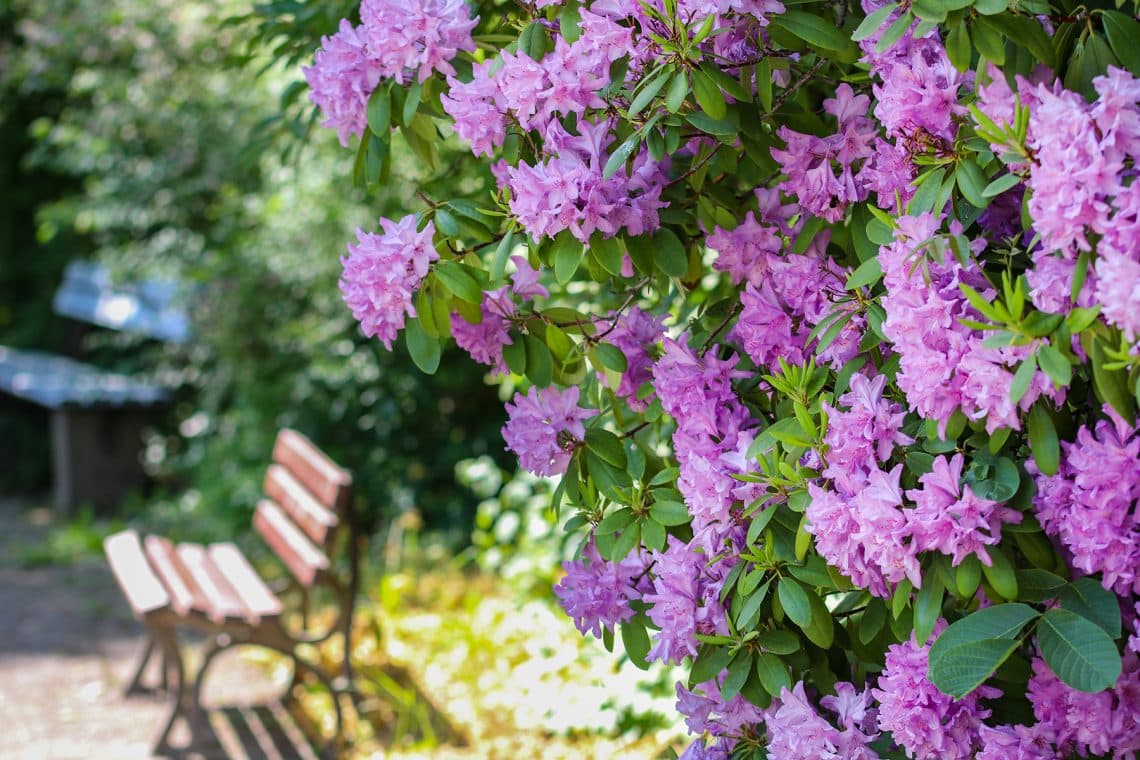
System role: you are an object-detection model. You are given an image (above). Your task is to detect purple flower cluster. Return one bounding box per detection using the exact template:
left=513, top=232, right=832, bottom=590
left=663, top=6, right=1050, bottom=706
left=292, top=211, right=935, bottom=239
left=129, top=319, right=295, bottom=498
left=709, top=207, right=863, bottom=371
left=764, top=681, right=880, bottom=758
left=502, top=385, right=594, bottom=477
left=1032, top=408, right=1140, bottom=595
left=553, top=536, right=642, bottom=639
left=339, top=216, right=438, bottom=349
left=906, top=454, right=1020, bottom=567
left=505, top=119, right=667, bottom=242
left=304, top=0, right=476, bottom=146
left=771, top=85, right=879, bottom=222
left=879, top=214, right=1058, bottom=434
left=450, top=287, right=515, bottom=375
left=873, top=627, right=999, bottom=759
left=600, top=307, right=665, bottom=410
left=677, top=675, right=766, bottom=740
left=643, top=534, right=735, bottom=664
left=871, top=37, right=967, bottom=147
left=1027, top=652, right=1140, bottom=756
left=441, top=9, right=631, bottom=156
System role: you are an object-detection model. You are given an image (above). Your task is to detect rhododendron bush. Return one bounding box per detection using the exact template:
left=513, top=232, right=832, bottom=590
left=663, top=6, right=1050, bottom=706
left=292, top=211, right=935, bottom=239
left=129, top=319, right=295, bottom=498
left=286, top=0, right=1140, bottom=755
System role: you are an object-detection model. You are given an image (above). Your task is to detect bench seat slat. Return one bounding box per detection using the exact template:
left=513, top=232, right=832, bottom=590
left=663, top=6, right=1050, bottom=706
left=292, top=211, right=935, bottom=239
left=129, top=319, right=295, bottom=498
left=272, top=430, right=351, bottom=511
left=144, top=535, right=209, bottom=617
left=253, top=499, right=329, bottom=588
left=207, top=543, right=283, bottom=622
left=176, top=544, right=247, bottom=623
left=263, top=464, right=339, bottom=547
left=104, top=530, right=171, bottom=619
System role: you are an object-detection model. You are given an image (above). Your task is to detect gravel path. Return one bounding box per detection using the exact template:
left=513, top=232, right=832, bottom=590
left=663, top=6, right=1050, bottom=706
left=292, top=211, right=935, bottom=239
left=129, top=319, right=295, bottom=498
left=0, top=501, right=291, bottom=760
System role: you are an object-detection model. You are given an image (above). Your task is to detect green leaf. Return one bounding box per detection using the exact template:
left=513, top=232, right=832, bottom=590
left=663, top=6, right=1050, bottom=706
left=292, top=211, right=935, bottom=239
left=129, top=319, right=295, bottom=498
left=971, top=17, right=1006, bottom=64
left=641, top=516, right=666, bottom=551
left=778, top=578, right=811, bottom=628
left=651, top=228, right=689, bottom=278
left=946, top=20, right=972, bottom=71
left=553, top=232, right=585, bottom=285
left=1037, top=608, right=1123, bottom=693
left=721, top=652, right=753, bottom=702
left=665, top=71, right=689, bottom=113
left=603, top=133, right=641, bottom=179
left=621, top=621, right=651, bottom=668
left=690, top=644, right=731, bottom=686
left=1016, top=569, right=1067, bottom=602
left=489, top=229, right=515, bottom=282
left=928, top=603, right=1038, bottom=696
left=955, top=554, right=983, bottom=598
left=1089, top=335, right=1136, bottom=419
left=596, top=507, right=636, bottom=535
left=503, top=336, right=526, bottom=375
left=859, top=599, right=887, bottom=645
left=755, top=652, right=792, bottom=697
left=1103, top=11, right=1140, bottom=76
left=982, top=546, right=1019, bottom=601
left=628, top=67, right=671, bottom=117
left=691, top=68, right=726, bottom=120
left=929, top=638, right=1021, bottom=698
left=852, top=3, right=898, bottom=41
left=405, top=316, right=441, bottom=374
left=956, top=158, right=989, bottom=208
left=434, top=261, right=484, bottom=304
left=1010, top=353, right=1037, bottom=405
left=914, top=576, right=944, bottom=645
left=524, top=334, right=554, bottom=386
left=590, top=233, right=624, bottom=277
left=876, top=11, right=914, bottom=53
left=1059, top=578, right=1122, bottom=638
left=402, top=79, right=423, bottom=126
left=802, top=589, right=835, bottom=648
left=585, top=428, right=627, bottom=469
left=846, top=256, right=883, bottom=290
left=1037, top=344, right=1072, bottom=387
left=755, top=630, right=800, bottom=655
left=774, top=10, right=852, bottom=51
left=982, top=172, right=1021, bottom=198
left=593, top=343, right=629, bottom=372
left=1027, top=404, right=1060, bottom=476
left=650, top=500, right=690, bottom=526
left=366, top=84, right=392, bottom=135
left=979, top=12, right=1055, bottom=68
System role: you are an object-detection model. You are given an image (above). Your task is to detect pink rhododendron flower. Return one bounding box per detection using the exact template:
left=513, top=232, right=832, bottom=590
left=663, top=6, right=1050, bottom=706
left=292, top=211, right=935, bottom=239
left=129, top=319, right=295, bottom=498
left=502, top=385, right=593, bottom=476
left=339, top=216, right=438, bottom=349
left=553, top=536, right=642, bottom=638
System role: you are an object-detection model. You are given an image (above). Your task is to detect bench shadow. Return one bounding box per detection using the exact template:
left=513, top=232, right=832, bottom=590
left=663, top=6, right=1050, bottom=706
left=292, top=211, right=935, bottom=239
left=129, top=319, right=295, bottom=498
left=161, top=700, right=324, bottom=760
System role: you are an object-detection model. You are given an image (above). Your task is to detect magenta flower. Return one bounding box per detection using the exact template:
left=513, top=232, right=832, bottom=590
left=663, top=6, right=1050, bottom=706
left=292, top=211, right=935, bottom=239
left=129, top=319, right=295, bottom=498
left=303, top=20, right=383, bottom=147
left=873, top=627, right=998, bottom=759
left=359, top=0, right=477, bottom=84
left=502, top=385, right=593, bottom=476
left=451, top=287, right=515, bottom=375
left=765, top=682, right=879, bottom=759
left=553, top=536, right=642, bottom=639
left=339, top=216, right=438, bottom=349
left=906, top=454, right=1021, bottom=567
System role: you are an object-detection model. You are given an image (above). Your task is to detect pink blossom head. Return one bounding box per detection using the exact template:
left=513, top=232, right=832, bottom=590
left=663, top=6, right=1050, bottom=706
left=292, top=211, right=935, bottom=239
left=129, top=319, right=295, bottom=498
left=502, top=385, right=594, bottom=476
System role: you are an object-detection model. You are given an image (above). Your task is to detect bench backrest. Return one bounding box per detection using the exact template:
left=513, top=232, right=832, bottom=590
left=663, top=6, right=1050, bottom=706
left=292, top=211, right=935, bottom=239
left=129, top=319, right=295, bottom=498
left=253, top=429, right=353, bottom=588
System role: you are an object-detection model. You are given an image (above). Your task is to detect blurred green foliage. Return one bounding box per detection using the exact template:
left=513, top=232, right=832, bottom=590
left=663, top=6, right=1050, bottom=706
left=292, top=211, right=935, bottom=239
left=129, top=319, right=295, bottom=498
left=0, top=0, right=509, bottom=539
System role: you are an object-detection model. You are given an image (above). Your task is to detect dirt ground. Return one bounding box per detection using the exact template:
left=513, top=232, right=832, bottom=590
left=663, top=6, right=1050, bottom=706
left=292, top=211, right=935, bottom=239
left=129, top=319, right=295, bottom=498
left=0, top=500, right=296, bottom=760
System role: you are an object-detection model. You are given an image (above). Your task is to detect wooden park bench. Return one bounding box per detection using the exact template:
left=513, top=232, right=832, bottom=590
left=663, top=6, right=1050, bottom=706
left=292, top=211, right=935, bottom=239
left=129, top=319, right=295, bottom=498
left=103, top=429, right=360, bottom=757
left=0, top=260, right=190, bottom=511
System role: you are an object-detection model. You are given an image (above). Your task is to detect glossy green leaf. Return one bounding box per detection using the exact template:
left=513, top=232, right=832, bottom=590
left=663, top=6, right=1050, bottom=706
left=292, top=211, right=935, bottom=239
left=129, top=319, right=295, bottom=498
left=755, top=652, right=792, bottom=697
left=1037, top=608, right=1122, bottom=693
left=774, top=10, right=852, bottom=51
left=1027, top=403, right=1060, bottom=476
left=1059, top=578, right=1122, bottom=638
left=649, top=500, right=691, bottom=526
left=405, top=316, right=441, bottom=374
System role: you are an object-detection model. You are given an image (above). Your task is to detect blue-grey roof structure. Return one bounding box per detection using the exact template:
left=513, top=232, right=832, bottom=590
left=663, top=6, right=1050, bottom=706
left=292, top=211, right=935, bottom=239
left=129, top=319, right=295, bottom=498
left=0, top=346, right=170, bottom=409
left=52, top=261, right=192, bottom=344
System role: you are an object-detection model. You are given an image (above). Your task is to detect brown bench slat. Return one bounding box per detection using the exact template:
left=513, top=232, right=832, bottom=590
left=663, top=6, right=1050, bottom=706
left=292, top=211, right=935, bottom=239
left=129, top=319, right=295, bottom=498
left=263, top=464, right=339, bottom=546
left=104, top=530, right=171, bottom=619
left=207, top=542, right=284, bottom=622
left=253, top=499, right=329, bottom=588
left=272, top=430, right=352, bottom=511
left=144, top=535, right=209, bottom=617
left=177, top=543, right=247, bottom=623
